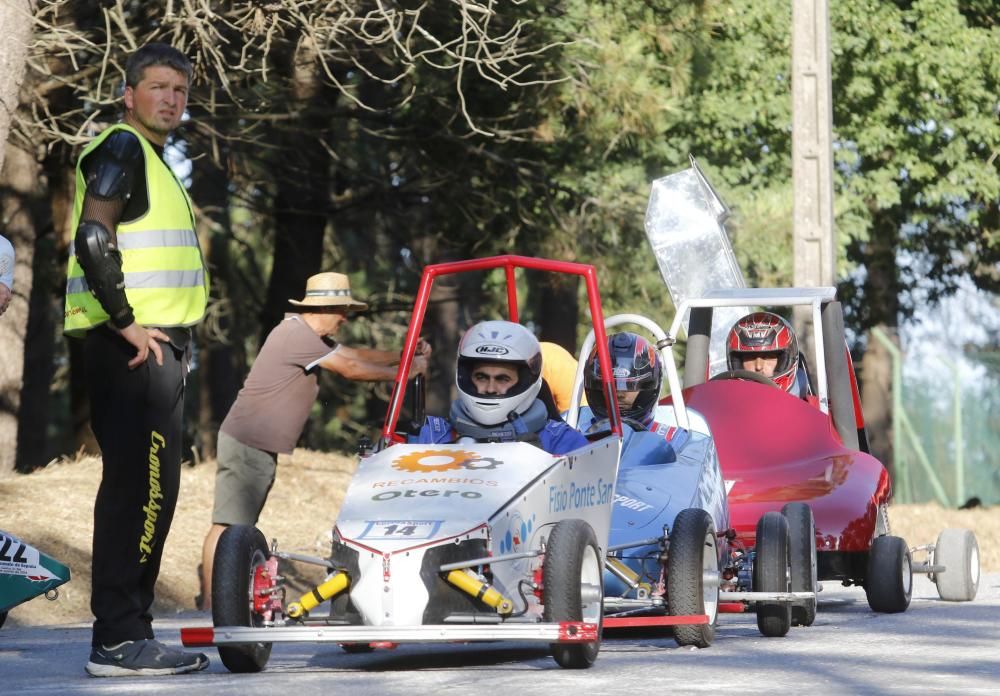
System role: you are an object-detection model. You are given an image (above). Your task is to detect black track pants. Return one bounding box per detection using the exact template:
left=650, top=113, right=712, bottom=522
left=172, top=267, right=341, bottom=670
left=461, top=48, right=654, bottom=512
left=85, top=327, right=185, bottom=647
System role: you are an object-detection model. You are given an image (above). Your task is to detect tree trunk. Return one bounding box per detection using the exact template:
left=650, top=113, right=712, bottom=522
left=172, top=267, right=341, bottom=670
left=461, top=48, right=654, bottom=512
left=859, top=208, right=901, bottom=488
left=0, top=0, right=35, bottom=173
left=258, top=161, right=328, bottom=346
left=190, top=146, right=242, bottom=460
left=860, top=324, right=896, bottom=486
left=537, top=275, right=580, bottom=355
left=14, top=148, right=70, bottom=471
left=257, top=43, right=330, bottom=346
left=0, top=142, right=41, bottom=475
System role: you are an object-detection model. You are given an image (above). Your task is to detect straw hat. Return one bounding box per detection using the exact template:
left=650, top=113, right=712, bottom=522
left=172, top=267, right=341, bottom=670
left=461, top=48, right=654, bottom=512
left=288, top=272, right=368, bottom=310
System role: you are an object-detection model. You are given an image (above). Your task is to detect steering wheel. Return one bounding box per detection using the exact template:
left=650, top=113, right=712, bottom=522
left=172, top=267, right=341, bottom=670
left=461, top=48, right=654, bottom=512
left=709, top=369, right=780, bottom=389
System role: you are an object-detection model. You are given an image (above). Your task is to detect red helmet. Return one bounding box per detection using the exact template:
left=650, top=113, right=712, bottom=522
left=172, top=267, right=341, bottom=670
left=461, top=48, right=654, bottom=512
left=726, top=312, right=799, bottom=392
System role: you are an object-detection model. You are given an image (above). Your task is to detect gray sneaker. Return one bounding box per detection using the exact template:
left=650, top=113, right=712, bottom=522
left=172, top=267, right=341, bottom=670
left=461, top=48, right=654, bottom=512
left=86, top=639, right=209, bottom=677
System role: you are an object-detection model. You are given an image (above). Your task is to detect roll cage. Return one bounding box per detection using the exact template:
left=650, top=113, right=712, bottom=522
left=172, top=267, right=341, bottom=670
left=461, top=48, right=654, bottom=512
left=380, top=255, right=624, bottom=445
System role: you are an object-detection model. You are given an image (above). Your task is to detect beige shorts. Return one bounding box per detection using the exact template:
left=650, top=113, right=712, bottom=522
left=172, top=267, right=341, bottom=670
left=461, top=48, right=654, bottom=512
left=212, top=430, right=277, bottom=526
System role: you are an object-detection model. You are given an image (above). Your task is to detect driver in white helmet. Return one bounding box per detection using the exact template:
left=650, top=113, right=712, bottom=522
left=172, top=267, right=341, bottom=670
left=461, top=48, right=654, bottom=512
left=411, top=320, right=589, bottom=455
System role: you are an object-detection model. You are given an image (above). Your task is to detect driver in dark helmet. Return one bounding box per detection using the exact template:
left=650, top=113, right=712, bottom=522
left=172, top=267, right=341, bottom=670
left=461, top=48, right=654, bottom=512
left=578, top=332, right=688, bottom=465
left=726, top=311, right=810, bottom=397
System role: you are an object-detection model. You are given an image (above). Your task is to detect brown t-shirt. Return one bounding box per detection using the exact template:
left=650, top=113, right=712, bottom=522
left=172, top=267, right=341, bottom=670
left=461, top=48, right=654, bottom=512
left=221, top=314, right=337, bottom=454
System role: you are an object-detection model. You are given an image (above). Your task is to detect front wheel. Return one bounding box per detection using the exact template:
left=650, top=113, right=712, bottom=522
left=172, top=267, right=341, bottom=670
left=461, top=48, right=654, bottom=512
left=865, top=535, right=912, bottom=613
left=543, top=519, right=603, bottom=669
left=781, top=503, right=817, bottom=627
left=754, top=511, right=791, bottom=637
left=213, top=525, right=274, bottom=672
left=932, top=529, right=979, bottom=601
left=667, top=508, right=719, bottom=648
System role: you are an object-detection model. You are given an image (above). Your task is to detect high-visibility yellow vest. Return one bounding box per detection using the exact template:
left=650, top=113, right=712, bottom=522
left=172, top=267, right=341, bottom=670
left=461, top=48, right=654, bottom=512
left=64, top=124, right=208, bottom=336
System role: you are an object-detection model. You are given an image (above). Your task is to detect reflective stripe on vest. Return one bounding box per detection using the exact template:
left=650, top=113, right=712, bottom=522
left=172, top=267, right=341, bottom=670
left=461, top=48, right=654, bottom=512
left=66, top=268, right=207, bottom=295
left=68, top=228, right=200, bottom=256
left=64, top=124, right=208, bottom=335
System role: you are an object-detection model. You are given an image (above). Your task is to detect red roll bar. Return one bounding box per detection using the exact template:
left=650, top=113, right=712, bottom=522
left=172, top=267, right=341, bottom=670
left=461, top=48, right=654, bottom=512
left=381, top=255, right=622, bottom=441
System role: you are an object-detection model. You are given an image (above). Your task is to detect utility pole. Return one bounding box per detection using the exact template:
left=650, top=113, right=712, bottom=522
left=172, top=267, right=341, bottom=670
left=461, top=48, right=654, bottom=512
left=791, top=0, right=836, bottom=366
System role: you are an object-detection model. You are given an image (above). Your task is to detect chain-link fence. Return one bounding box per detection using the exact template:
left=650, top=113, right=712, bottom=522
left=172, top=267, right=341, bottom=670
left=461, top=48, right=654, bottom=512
left=893, top=348, right=1000, bottom=507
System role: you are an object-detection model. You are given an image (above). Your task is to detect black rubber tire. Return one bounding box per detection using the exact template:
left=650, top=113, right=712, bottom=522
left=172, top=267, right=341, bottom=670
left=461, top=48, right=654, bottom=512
left=865, top=535, right=912, bottom=613
left=709, top=369, right=780, bottom=388
left=754, top=511, right=791, bottom=637
left=543, top=519, right=603, bottom=669
left=667, top=508, right=719, bottom=648
left=213, top=525, right=273, bottom=673
left=781, top=502, right=818, bottom=627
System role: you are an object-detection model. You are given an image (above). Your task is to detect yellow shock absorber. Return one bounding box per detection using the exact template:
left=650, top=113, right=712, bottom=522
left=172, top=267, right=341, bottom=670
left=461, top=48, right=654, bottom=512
left=287, top=572, right=350, bottom=618
left=445, top=570, right=514, bottom=615
left=607, top=558, right=652, bottom=596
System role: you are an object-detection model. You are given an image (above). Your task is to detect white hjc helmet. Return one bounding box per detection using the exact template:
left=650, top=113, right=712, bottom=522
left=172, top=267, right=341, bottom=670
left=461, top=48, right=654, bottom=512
left=455, top=320, right=543, bottom=425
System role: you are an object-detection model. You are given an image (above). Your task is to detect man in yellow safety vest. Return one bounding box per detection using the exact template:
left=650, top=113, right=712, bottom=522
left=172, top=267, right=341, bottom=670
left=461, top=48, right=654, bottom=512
left=64, top=42, right=210, bottom=678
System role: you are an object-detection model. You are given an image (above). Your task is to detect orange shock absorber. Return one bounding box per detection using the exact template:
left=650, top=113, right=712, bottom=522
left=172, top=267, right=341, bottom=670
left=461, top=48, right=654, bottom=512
left=445, top=569, right=514, bottom=614
left=287, top=572, right=350, bottom=618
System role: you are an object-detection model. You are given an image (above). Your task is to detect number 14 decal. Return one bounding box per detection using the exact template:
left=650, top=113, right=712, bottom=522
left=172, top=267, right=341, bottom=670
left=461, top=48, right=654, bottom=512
left=358, top=520, right=443, bottom=541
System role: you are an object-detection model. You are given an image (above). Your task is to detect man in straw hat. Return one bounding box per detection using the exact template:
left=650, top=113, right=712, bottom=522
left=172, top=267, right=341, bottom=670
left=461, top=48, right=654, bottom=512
left=199, top=272, right=430, bottom=608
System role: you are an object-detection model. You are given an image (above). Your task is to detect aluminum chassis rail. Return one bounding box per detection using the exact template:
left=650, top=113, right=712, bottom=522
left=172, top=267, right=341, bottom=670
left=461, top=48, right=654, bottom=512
left=181, top=622, right=598, bottom=647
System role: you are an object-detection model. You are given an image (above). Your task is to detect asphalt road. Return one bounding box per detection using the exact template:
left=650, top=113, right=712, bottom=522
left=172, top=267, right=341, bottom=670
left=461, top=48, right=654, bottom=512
left=3, top=574, right=998, bottom=695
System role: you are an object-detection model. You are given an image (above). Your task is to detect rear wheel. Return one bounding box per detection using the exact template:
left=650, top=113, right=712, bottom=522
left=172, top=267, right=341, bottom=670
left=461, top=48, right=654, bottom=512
left=754, top=512, right=791, bottom=637
left=213, top=525, right=273, bottom=672
left=667, top=508, right=719, bottom=648
left=865, top=535, right=912, bottom=613
left=781, top=503, right=817, bottom=627
left=543, top=519, right=603, bottom=669
left=932, top=529, right=979, bottom=601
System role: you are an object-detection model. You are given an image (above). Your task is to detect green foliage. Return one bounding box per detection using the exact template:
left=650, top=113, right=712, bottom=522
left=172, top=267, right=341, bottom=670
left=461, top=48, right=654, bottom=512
left=16, top=0, right=1000, bottom=458
left=831, top=0, right=1000, bottom=322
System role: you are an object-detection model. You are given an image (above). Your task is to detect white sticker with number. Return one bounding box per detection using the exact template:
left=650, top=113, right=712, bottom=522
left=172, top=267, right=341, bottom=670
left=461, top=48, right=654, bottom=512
left=358, top=520, right=444, bottom=541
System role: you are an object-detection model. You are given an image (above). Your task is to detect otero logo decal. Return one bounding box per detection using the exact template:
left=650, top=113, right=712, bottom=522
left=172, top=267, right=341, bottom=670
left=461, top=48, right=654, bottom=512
left=372, top=489, right=482, bottom=501
left=475, top=345, right=509, bottom=355
left=393, top=450, right=501, bottom=473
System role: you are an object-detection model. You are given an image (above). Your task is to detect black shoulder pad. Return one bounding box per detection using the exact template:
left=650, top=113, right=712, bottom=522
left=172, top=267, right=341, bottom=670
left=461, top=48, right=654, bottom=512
left=83, top=130, right=144, bottom=202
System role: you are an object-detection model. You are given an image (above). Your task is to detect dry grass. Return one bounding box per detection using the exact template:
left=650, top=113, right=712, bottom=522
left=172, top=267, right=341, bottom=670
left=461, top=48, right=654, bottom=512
left=2, top=449, right=355, bottom=627
left=2, top=451, right=996, bottom=626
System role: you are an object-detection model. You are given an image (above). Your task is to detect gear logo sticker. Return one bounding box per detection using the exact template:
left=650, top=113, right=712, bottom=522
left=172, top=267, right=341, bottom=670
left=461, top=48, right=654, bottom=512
left=393, top=450, right=480, bottom=473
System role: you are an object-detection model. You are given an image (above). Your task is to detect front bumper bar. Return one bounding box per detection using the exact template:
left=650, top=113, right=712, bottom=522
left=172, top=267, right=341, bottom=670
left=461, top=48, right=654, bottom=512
left=182, top=621, right=598, bottom=647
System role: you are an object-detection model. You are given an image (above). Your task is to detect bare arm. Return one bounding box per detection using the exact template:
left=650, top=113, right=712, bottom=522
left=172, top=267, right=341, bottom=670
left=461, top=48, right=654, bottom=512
left=336, top=338, right=432, bottom=366
left=334, top=345, right=399, bottom=366
left=1, top=234, right=13, bottom=316
left=0, top=283, right=11, bottom=316
left=320, top=351, right=428, bottom=381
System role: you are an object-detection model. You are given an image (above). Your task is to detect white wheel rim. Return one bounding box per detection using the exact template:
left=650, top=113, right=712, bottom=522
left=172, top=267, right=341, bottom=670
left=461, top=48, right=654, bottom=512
left=702, top=533, right=719, bottom=622
left=969, top=544, right=980, bottom=586
left=901, top=554, right=912, bottom=594
left=580, top=546, right=602, bottom=624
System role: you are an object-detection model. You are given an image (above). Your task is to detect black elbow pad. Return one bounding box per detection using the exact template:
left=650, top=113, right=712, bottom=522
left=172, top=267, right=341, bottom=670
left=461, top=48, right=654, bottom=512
left=75, top=221, right=134, bottom=329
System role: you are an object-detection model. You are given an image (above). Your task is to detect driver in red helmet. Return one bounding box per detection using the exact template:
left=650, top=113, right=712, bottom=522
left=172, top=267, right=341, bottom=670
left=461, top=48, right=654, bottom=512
left=726, top=311, right=810, bottom=397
